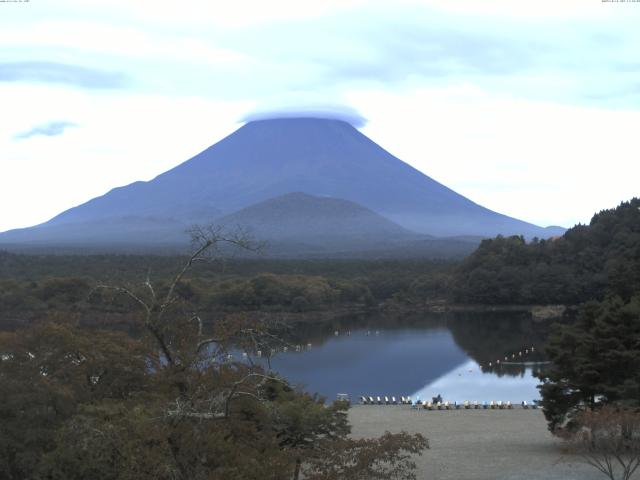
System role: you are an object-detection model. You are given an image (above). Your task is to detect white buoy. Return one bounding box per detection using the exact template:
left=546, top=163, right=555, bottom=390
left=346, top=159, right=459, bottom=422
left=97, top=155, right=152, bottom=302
left=334, top=331, right=339, bottom=336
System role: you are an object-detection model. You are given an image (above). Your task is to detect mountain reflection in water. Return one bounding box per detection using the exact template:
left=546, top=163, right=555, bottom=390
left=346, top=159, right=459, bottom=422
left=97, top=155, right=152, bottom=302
left=412, top=360, right=541, bottom=404
left=259, top=312, right=550, bottom=402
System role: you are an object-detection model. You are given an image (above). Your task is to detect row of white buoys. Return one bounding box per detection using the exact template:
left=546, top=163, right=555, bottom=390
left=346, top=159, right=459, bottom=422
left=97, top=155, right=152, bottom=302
left=334, top=330, right=353, bottom=336
left=359, top=397, right=540, bottom=409
left=253, top=343, right=313, bottom=358
left=333, top=330, right=383, bottom=336
left=487, top=346, right=536, bottom=368
left=333, top=330, right=380, bottom=336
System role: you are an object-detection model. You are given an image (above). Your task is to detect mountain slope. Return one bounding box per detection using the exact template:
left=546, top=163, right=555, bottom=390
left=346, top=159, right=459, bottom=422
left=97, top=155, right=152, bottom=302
left=0, top=116, right=565, bottom=252
left=215, top=192, right=443, bottom=256
left=218, top=192, right=415, bottom=242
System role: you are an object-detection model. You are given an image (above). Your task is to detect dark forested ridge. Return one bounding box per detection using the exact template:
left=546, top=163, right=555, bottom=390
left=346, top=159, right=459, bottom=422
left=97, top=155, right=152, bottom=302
left=0, top=253, right=455, bottom=330
left=453, top=198, right=640, bottom=305
left=445, top=198, right=640, bottom=433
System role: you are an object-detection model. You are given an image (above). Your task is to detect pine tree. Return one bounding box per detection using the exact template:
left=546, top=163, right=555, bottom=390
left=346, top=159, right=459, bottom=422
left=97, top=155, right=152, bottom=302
left=537, top=295, right=640, bottom=431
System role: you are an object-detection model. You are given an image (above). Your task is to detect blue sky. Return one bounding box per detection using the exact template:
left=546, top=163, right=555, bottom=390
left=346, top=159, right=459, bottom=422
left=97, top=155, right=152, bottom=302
left=1, top=0, right=639, bottom=232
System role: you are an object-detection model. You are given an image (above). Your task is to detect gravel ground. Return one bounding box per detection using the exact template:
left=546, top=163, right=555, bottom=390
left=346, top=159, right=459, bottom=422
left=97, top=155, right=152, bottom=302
left=348, top=406, right=603, bottom=480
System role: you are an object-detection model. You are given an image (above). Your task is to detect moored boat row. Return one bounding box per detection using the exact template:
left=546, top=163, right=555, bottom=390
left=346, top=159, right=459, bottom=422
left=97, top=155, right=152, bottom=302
left=358, top=396, right=539, bottom=409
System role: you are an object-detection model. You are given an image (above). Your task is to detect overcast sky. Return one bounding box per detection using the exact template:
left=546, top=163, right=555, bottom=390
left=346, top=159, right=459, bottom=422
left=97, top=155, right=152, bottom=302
left=1, top=0, right=639, bottom=232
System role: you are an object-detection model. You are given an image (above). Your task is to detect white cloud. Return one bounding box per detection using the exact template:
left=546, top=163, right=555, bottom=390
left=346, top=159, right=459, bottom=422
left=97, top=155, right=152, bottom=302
left=349, top=87, right=640, bottom=227
left=48, top=0, right=371, bottom=28
left=1, top=0, right=639, bottom=233
left=0, top=84, right=253, bottom=231
left=0, top=21, right=250, bottom=66
left=14, top=120, right=77, bottom=140
left=408, top=0, right=613, bottom=19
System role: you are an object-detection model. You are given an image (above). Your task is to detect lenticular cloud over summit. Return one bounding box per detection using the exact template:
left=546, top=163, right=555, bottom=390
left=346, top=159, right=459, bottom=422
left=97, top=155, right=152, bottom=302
left=241, top=104, right=367, bottom=128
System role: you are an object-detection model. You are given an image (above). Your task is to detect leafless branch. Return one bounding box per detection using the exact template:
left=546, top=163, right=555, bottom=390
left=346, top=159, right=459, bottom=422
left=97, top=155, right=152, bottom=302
left=93, top=224, right=266, bottom=382
left=191, top=314, right=203, bottom=337
left=94, top=284, right=151, bottom=315
left=162, top=238, right=214, bottom=310
left=196, top=337, right=224, bottom=354
left=145, top=269, right=157, bottom=301
left=224, top=372, right=287, bottom=418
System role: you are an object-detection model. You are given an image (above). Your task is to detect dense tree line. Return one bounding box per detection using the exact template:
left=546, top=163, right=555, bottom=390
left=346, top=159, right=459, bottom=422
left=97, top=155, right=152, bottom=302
left=537, top=295, right=640, bottom=432
left=0, top=234, right=427, bottom=479
left=453, top=198, right=640, bottom=305
left=0, top=274, right=372, bottom=311
left=433, top=198, right=640, bottom=437
left=0, top=252, right=452, bottom=286
left=0, top=254, right=456, bottom=330
left=490, top=199, right=640, bottom=439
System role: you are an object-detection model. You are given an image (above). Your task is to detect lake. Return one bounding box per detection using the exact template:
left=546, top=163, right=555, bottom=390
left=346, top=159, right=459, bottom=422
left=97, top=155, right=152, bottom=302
left=256, top=311, right=550, bottom=404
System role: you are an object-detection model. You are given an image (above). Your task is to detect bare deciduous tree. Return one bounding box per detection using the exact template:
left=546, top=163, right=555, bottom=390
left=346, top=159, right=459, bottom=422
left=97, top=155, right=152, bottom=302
left=94, top=225, right=261, bottom=367
left=562, top=406, right=640, bottom=480
left=81, top=225, right=429, bottom=479
left=92, top=225, right=279, bottom=416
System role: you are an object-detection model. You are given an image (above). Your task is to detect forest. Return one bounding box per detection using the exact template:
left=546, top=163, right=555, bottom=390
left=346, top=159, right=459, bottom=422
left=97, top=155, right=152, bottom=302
left=2, top=199, right=639, bottom=333
left=0, top=252, right=456, bottom=331
left=453, top=198, right=640, bottom=305
left=1, top=198, right=639, bottom=478
left=0, top=232, right=429, bottom=480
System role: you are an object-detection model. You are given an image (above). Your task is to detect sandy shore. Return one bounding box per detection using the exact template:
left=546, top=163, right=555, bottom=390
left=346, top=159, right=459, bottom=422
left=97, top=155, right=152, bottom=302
left=348, top=406, right=601, bottom=480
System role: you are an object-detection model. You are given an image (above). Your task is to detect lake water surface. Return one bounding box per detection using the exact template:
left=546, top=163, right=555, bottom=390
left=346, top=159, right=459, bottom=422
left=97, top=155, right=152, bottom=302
left=259, top=312, right=549, bottom=404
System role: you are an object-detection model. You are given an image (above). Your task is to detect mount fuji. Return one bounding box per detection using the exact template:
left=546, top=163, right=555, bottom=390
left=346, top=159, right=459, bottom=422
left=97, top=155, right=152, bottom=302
left=0, top=116, right=564, bottom=255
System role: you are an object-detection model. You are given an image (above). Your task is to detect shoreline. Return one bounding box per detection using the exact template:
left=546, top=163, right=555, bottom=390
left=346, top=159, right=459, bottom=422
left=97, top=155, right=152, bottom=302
left=383, top=301, right=568, bottom=319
